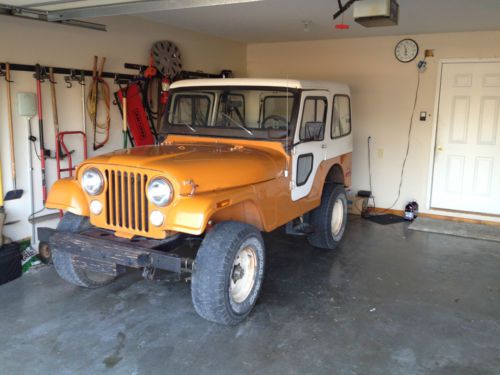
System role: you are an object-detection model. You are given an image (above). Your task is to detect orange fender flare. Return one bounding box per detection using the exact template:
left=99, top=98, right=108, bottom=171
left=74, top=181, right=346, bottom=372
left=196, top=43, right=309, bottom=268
left=45, top=178, right=89, bottom=216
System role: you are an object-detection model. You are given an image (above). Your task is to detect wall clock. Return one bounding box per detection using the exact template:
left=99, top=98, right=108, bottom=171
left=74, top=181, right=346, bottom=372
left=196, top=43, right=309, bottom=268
left=394, top=39, right=419, bottom=63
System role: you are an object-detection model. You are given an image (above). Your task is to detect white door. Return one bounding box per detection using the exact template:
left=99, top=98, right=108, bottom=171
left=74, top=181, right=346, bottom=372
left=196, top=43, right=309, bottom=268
left=431, top=61, right=500, bottom=215
left=291, top=91, right=330, bottom=201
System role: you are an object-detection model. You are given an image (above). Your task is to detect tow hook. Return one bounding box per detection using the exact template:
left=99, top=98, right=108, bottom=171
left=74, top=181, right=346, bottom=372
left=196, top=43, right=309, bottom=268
left=142, top=266, right=156, bottom=280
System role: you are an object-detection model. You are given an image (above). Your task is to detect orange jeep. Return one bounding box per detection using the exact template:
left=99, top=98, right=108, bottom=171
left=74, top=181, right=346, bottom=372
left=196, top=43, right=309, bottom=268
left=40, top=78, right=352, bottom=325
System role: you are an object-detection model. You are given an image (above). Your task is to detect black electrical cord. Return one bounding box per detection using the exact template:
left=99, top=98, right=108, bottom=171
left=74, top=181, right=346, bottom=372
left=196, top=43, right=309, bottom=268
left=367, top=136, right=374, bottom=201
left=27, top=118, right=47, bottom=222
left=384, top=69, right=422, bottom=212
left=28, top=120, right=41, bottom=161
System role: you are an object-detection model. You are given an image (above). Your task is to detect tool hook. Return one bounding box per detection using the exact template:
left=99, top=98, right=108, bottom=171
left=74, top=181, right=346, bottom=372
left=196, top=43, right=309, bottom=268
left=48, top=71, right=57, bottom=85
left=78, top=71, right=85, bottom=86
left=64, top=76, right=72, bottom=88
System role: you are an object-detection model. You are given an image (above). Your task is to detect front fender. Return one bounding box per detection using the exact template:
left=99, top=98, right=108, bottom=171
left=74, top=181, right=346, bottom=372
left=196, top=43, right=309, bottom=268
left=165, top=186, right=264, bottom=235
left=45, top=178, right=89, bottom=216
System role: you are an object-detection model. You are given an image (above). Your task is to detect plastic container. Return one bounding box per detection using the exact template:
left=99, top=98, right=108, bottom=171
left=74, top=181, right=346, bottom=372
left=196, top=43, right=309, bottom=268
left=0, top=242, right=22, bottom=285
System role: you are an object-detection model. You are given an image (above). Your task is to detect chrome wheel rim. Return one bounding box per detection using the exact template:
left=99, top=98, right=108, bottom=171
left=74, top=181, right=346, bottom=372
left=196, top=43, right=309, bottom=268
left=229, top=246, right=257, bottom=304
left=331, top=198, right=344, bottom=236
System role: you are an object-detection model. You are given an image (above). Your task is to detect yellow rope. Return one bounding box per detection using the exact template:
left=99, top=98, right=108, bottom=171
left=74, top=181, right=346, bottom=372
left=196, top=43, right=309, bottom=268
left=87, top=78, right=111, bottom=137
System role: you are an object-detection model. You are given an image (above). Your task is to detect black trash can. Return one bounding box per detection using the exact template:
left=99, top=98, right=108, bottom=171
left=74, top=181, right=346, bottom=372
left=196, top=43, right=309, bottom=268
left=0, top=242, right=22, bottom=285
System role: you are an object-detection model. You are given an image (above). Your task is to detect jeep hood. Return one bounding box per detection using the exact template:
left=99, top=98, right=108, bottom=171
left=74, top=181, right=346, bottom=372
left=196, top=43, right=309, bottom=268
left=83, top=142, right=287, bottom=193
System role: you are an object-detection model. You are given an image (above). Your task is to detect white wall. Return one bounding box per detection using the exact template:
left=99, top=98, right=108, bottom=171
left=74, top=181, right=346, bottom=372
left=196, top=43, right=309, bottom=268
left=0, top=15, right=246, bottom=241
left=247, top=30, right=500, bottom=222
left=3, top=17, right=500, bottom=242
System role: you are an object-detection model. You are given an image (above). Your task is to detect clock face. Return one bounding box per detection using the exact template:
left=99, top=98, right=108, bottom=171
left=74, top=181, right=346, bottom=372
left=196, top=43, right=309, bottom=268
left=395, top=39, right=419, bottom=63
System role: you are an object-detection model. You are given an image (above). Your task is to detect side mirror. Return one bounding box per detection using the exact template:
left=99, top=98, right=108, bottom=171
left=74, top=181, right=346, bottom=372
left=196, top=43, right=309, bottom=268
left=303, top=122, right=325, bottom=142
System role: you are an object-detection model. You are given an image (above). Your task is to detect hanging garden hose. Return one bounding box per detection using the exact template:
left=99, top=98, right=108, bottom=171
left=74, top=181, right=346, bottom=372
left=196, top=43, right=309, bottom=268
left=87, top=56, right=111, bottom=150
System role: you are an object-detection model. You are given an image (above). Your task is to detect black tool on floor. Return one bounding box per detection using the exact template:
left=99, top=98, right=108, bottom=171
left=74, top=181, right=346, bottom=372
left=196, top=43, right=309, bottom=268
left=357, top=190, right=373, bottom=218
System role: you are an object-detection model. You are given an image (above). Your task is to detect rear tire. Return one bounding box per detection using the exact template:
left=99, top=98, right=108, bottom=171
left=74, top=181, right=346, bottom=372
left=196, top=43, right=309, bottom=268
left=191, top=221, right=265, bottom=325
left=307, top=184, right=347, bottom=250
left=52, top=213, right=116, bottom=288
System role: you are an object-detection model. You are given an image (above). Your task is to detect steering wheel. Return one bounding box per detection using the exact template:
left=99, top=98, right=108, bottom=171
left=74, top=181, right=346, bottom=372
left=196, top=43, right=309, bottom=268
left=263, top=114, right=288, bottom=129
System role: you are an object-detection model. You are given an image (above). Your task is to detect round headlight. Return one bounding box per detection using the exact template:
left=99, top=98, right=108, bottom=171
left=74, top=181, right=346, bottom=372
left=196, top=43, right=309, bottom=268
left=147, top=178, right=173, bottom=207
left=81, top=168, right=104, bottom=196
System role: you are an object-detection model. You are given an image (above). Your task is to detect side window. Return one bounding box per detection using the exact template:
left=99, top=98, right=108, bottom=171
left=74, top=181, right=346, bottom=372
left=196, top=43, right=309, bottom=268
left=296, top=154, right=313, bottom=186
left=299, top=97, right=327, bottom=141
left=331, top=95, right=351, bottom=139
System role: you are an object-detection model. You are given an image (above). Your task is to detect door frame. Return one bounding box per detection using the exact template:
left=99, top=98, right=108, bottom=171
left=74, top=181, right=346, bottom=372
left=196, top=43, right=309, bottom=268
left=426, top=58, right=500, bottom=214
left=291, top=90, right=331, bottom=201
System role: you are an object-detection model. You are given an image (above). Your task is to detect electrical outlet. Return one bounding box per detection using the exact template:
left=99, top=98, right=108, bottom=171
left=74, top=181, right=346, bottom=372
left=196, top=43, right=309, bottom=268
left=377, top=148, right=384, bottom=159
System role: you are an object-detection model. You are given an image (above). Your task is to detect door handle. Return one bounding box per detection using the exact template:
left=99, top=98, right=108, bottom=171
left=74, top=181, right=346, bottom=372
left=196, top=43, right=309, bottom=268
left=436, top=146, right=443, bottom=151
left=321, top=144, right=327, bottom=149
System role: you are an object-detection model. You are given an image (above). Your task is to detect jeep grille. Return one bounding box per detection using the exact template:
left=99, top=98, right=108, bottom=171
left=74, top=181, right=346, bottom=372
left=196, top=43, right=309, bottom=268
left=104, top=169, right=150, bottom=234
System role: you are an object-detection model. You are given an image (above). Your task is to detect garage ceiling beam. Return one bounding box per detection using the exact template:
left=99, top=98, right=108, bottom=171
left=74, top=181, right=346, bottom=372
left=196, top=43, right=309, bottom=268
left=0, top=4, right=107, bottom=31
left=46, top=0, right=264, bottom=21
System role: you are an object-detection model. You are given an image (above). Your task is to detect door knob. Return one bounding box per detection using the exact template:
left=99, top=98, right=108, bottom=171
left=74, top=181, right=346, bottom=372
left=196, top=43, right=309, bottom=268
left=437, top=146, right=443, bottom=151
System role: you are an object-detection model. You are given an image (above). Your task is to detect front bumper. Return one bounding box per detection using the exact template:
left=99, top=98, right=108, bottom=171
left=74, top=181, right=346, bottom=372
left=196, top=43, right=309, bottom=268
left=38, top=227, right=194, bottom=274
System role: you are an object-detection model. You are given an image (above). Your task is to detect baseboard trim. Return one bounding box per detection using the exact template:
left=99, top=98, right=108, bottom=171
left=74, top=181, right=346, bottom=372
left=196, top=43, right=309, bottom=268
left=370, top=207, right=500, bottom=227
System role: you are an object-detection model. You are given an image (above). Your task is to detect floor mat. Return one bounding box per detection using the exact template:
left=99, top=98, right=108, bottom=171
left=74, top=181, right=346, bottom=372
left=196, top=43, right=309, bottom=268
left=364, top=214, right=407, bottom=225
left=409, top=217, right=500, bottom=242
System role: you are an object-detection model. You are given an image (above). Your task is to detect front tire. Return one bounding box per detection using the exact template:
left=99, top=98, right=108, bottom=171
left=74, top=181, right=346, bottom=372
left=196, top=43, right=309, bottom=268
left=307, top=184, right=348, bottom=249
left=52, top=213, right=116, bottom=288
left=191, top=221, right=265, bottom=325
left=38, top=241, right=52, bottom=264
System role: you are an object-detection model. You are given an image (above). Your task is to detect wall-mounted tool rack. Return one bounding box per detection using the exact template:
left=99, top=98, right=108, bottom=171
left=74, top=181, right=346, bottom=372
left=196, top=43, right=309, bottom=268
left=123, top=63, right=233, bottom=80
left=0, top=62, right=137, bottom=81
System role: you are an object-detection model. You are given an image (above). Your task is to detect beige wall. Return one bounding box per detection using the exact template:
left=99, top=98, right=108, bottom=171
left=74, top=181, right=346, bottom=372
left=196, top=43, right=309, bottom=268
left=0, top=15, right=246, bottom=241
left=247, top=31, right=500, bottom=221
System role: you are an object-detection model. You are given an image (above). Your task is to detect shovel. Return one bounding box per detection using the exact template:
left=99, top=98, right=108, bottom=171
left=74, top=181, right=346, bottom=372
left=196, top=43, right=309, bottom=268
left=4, top=63, right=23, bottom=201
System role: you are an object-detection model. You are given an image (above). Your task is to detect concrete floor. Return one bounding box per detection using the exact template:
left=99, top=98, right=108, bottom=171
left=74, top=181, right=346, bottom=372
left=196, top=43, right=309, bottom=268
left=1, top=216, right=499, bottom=375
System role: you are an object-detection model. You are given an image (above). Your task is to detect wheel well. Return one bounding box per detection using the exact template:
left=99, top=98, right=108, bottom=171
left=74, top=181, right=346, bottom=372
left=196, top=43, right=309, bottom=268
left=210, top=200, right=265, bottom=231
left=325, top=164, right=345, bottom=186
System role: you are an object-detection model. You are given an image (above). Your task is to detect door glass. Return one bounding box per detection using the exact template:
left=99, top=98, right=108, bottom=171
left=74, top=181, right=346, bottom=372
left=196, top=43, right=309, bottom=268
left=300, top=97, right=327, bottom=141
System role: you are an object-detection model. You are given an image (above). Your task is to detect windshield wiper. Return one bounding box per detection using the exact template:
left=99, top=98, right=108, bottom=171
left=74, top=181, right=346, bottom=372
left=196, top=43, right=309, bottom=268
left=222, top=113, right=253, bottom=136
left=180, top=122, right=197, bottom=133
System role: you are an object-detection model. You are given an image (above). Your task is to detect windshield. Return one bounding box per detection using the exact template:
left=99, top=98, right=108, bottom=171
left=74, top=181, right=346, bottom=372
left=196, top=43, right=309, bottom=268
left=160, top=87, right=298, bottom=141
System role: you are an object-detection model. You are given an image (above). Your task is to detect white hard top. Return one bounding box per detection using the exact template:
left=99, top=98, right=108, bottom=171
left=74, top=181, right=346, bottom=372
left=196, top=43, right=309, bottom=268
left=170, top=78, right=349, bottom=93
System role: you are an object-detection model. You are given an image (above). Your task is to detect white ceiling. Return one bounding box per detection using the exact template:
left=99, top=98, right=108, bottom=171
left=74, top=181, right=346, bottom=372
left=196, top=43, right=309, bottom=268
left=139, top=0, right=500, bottom=43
